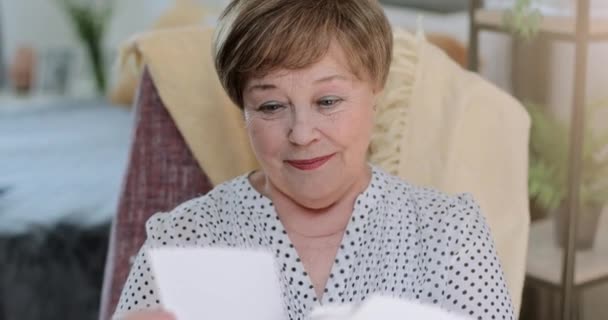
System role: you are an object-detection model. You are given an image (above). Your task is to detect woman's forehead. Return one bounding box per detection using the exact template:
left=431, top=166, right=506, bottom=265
left=246, top=44, right=362, bottom=89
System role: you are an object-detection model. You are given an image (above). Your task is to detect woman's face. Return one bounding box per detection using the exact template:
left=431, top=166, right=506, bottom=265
left=242, top=44, right=379, bottom=209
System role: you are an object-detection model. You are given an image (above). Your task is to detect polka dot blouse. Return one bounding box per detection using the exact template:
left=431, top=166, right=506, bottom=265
left=113, top=166, right=514, bottom=320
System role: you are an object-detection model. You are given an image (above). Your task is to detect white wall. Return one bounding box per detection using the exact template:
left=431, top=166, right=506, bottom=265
left=0, top=0, right=177, bottom=93
left=104, top=0, right=230, bottom=49
left=0, top=0, right=232, bottom=56
left=1, top=0, right=78, bottom=63
left=547, top=41, right=608, bottom=120
left=0, top=0, right=205, bottom=61
left=384, top=3, right=608, bottom=115
left=383, top=4, right=514, bottom=92
left=0, top=0, right=231, bottom=93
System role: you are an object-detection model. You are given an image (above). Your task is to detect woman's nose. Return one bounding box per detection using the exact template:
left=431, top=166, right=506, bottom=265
left=287, top=107, right=320, bottom=146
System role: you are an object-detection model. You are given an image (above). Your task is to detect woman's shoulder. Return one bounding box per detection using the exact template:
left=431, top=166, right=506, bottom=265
left=142, top=174, right=253, bottom=243
left=371, top=166, right=482, bottom=223
left=372, top=167, right=494, bottom=262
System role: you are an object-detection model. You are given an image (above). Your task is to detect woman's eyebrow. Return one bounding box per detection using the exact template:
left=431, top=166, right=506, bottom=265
left=246, top=74, right=348, bottom=93
left=247, top=83, right=277, bottom=93
left=314, top=74, right=348, bottom=84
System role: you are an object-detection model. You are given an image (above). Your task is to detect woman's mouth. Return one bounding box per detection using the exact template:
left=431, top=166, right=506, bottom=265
left=285, top=154, right=335, bottom=171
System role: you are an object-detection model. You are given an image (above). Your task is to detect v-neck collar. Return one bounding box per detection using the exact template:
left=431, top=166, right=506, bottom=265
left=242, top=166, right=385, bottom=315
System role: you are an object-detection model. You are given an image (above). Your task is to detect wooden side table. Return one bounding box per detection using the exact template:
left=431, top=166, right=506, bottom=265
left=526, top=214, right=608, bottom=320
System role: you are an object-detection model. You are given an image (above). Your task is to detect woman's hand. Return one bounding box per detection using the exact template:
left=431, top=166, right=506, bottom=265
left=123, top=310, right=175, bottom=320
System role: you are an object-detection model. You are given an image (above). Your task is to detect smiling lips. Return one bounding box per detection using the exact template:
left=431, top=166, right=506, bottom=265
left=285, top=154, right=335, bottom=171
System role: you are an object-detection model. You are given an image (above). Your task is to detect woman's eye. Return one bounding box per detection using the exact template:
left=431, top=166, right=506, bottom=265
left=258, top=103, right=284, bottom=113
left=318, top=97, right=342, bottom=108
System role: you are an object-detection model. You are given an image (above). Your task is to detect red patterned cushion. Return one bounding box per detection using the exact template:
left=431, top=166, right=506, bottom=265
left=98, top=68, right=213, bottom=320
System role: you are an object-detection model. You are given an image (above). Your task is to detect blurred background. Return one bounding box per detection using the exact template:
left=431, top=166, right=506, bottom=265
left=0, top=0, right=606, bottom=319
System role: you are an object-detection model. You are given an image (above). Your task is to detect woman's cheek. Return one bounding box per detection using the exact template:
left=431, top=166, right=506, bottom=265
left=247, top=118, right=287, bottom=160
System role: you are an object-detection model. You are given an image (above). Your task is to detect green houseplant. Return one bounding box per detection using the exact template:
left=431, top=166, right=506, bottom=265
left=502, top=0, right=543, bottom=40
left=57, top=0, right=113, bottom=94
left=528, top=101, right=608, bottom=249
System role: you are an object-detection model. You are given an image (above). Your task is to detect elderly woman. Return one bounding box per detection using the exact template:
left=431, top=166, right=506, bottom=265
left=114, top=0, right=514, bottom=319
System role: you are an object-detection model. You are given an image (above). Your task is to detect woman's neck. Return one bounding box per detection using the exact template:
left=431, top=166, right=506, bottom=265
left=249, top=166, right=371, bottom=238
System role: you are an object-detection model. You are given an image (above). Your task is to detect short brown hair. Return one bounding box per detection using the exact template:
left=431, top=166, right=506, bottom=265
left=213, top=0, right=393, bottom=108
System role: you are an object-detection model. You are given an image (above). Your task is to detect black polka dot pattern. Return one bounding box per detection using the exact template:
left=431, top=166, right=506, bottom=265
left=113, top=166, right=514, bottom=320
